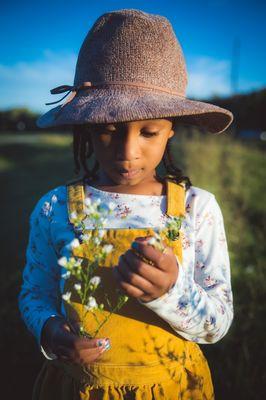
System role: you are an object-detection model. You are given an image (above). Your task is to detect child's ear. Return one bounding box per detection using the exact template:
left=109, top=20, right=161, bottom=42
left=168, top=129, right=175, bottom=139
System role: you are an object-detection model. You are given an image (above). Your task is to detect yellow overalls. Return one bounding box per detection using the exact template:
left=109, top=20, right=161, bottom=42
left=32, top=179, right=214, bottom=400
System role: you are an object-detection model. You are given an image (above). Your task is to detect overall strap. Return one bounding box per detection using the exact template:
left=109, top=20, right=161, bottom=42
left=166, top=180, right=186, bottom=217
left=66, top=178, right=86, bottom=224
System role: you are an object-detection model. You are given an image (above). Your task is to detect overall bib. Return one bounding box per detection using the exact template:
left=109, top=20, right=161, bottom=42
left=32, top=180, right=214, bottom=400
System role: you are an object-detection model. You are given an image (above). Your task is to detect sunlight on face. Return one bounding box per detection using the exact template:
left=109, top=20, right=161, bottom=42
left=90, top=118, right=175, bottom=187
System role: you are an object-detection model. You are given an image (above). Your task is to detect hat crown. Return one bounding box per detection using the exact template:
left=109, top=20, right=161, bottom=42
left=37, top=8, right=233, bottom=133
left=74, top=9, right=188, bottom=96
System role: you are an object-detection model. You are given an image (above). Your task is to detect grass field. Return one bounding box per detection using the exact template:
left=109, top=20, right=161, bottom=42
left=0, top=131, right=265, bottom=399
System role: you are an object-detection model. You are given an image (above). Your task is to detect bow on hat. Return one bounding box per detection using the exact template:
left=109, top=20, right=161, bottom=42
left=45, top=82, right=93, bottom=105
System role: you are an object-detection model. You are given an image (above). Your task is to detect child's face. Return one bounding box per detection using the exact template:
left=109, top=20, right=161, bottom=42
left=89, top=118, right=174, bottom=186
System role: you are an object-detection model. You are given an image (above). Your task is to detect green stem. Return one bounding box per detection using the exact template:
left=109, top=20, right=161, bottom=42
left=91, top=296, right=127, bottom=337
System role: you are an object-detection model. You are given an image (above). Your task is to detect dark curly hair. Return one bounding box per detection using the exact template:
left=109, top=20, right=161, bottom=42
left=72, top=118, right=192, bottom=190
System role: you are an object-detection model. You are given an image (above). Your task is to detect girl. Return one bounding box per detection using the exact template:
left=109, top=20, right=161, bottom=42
left=18, top=9, right=234, bottom=400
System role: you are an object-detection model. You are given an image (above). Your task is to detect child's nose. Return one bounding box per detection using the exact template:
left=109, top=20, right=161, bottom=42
left=116, top=132, right=140, bottom=161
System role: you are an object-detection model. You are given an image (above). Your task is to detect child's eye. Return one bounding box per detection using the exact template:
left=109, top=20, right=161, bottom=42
left=141, top=131, right=159, bottom=138
left=98, top=128, right=159, bottom=137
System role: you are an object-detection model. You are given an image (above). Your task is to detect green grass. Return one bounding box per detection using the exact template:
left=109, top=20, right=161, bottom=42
left=171, top=131, right=266, bottom=399
left=1, top=132, right=265, bottom=399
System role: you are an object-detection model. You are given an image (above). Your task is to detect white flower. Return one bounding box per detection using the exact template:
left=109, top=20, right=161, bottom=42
left=42, top=202, right=51, bottom=216
left=147, top=237, right=156, bottom=246
left=73, top=258, right=82, bottom=267
left=62, top=291, right=72, bottom=302
left=108, top=202, right=116, bottom=211
left=70, top=211, right=78, bottom=220
left=102, top=244, right=113, bottom=254
left=98, top=229, right=106, bottom=239
left=85, top=296, right=98, bottom=310
left=147, top=234, right=165, bottom=252
left=84, top=198, right=91, bottom=207
left=93, top=236, right=101, bottom=246
left=85, top=205, right=98, bottom=216
left=58, top=256, right=68, bottom=267
left=51, top=194, right=58, bottom=203
left=89, top=276, right=101, bottom=288
left=74, top=283, right=81, bottom=291
left=99, top=217, right=108, bottom=226
left=62, top=271, right=71, bottom=279
left=70, top=238, right=80, bottom=248
left=154, top=231, right=162, bottom=240
left=95, top=198, right=101, bottom=206
left=80, top=233, right=91, bottom=241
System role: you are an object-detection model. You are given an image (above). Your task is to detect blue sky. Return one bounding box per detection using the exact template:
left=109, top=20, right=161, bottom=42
left=1, top=0, right=265, bottom=112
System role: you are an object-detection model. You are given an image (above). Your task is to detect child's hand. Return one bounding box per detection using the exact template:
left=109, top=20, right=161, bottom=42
left=41, top=316, right=110, bottom=365
left=113, top=236, right=179, bottom=303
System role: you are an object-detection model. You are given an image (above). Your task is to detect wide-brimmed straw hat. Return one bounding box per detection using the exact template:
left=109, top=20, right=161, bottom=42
left=37, top=9, right=233, bottom=133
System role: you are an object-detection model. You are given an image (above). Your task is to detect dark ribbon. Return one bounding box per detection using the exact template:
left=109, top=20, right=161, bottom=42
left=45, top=85, right=78, bottom=106
left=45, top=83, right=94, bottom=106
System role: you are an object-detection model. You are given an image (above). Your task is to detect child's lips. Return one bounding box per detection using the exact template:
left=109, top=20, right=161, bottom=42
left=117, top=169, right=141, bottom=179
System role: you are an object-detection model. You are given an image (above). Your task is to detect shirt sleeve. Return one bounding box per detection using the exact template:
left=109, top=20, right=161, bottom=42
left=138, top=194, right=234, bottom=344
left=18, top=192, right=63, bottom=358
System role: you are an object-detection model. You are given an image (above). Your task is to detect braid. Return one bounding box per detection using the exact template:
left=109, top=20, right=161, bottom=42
left=161, top=139, right=192, bottom=190
left=156, top=118, right=192, bottom=190
left=72, top=125, right=99, bottom=181
left=73, top=126, right=81, bottom=174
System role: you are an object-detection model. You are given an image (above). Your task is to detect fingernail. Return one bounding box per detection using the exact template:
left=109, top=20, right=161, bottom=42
left=96, top=339, right=105, bottom=347
left=99, top=339, right=111, bottom=352
left=131, top=242, right=139, bottom=251
left=104, top=342, right=111, bottom=351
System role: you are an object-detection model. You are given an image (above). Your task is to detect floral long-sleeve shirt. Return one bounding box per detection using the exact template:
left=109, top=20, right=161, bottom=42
left=18, top=184, right=233, bottom=358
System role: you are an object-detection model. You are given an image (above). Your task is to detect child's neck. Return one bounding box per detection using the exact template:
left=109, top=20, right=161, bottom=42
left=89, top=171, right=166, bottom=196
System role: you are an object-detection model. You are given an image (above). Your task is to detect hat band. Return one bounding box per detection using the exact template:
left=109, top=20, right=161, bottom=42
left=45, top=81, right=185, bottom=106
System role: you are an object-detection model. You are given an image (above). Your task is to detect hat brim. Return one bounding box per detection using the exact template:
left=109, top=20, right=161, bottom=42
left=37, top=87, right=233, bottom=134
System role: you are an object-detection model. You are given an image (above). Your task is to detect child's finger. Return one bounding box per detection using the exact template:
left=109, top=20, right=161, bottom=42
left=116, top=252, right=155, bottom=294
left=55, top=345, right=72, bottom=360
left=113, top=266, right=146, bottom=298
left=54, top=327, right=110, bottom=352
left=73, top=337, right=110, bottom=349
left=131, top=241, right=171, bottom=271
left=56, top=341, right=109, bottom=364
left=123, top=249, right=165, bottom=286
left=81, top=341, right=111, bottom=359
left=58, top=337, right=110, bottom=354
left=134, top=236, right=168, bottom=253
left=134, top=236, right=150, bottom=242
